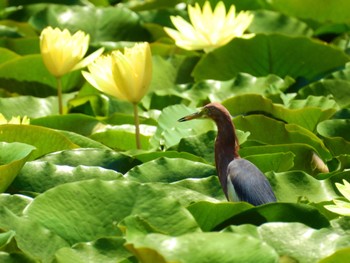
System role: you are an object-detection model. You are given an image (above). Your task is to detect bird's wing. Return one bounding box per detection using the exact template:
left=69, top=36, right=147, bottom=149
left=227, top=158, right=276, bottom=206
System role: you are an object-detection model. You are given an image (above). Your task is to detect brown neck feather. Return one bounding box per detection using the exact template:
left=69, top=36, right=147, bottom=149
left=213, top=113, right=240, bottom=199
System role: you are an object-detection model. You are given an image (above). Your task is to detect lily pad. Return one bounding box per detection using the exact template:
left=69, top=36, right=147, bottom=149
left=0, top=142, right=35, bottom=192
left=193, top=34, right=349, bottom=82
left=24, top=180, right=199, bottom=245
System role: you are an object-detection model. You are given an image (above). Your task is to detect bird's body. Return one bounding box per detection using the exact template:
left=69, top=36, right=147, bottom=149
left=178, top=102, right=276, bottom=206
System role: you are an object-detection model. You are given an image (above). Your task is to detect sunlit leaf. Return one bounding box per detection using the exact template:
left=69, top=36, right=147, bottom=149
left=125, top=232, right=279, bottom=263
left=125, top=157, right=216, bottom=183
left=193, top=34, right=349, bottom=81
left=0, top=142, right=35, bottom=192
left=24, top=180, right=199, bottom=244
left=30, top=5, right=150, bottom=44
left=233, top=115, right=332, bottom=161
left=53, top=237, right=133, bottom=263
left=223, top=94, right=337, bottom=131
left=11, top=161, right=123, bottom=193
left=227, top=221, right=350, bottom=263
left=0, top=125, right=78, bottom=160
left=38, top=148, right=140, bottom=174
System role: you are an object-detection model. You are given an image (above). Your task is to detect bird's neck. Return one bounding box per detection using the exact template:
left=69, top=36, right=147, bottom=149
left=214, top=114, right=239, bottom=199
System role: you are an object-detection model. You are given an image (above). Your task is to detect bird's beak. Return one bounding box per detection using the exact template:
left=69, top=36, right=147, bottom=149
left=178, top=110, right=203, bottom=122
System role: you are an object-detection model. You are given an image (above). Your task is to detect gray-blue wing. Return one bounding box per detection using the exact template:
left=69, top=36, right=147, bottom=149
left=227, top=158, right=276, bottom=206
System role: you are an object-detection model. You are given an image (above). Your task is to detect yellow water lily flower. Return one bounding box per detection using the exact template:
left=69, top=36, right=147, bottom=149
left=0, top=114, right=30, bottom=125
left=164, top=1, right=254, bottom=52
left=82, top=42, right=152, bottom=104
left=40, top=27, right=104, bottom=78
left=82, top=42, right=152, bottom=149
left=325, top=180, right=350, bottom=216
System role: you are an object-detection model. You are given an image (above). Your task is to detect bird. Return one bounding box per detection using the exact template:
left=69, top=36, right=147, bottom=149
left=178, top=102, right=276, bottom=206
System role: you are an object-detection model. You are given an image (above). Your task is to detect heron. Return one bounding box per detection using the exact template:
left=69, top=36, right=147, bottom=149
left=178, top=102, right=276, bottom=206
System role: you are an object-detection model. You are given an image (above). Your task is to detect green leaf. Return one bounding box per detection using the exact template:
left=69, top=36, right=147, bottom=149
left=0, top=47, right=20, bottom=64
left=223, top=94, right=337, bottom=131
left=299, top=79, right=350, bottom=108
left=192, top=34, right=349, bottom=81
left=0, top=125, right=78, bottom=160
left=269, top=0, right=350, bottom=24
left=233, top=115, right=332, bottom=161
left=55, top=130, right=111, bottom=149
left=0, top=230, right=15, bottom=249
left=53, top=237, right=133, bottom=263
left=172, top=176, right=225, bottom=201
left=228, top=221, right=350, bottom=263
left=187, top=201, right=253, bottom=231
left=0, top=193, right=32, bottom=216
left=89, top=125, right=154, bottom=151
left=319, top=247, right=350, bottom=263
left=214, top=203, right=330, bottom=230
left=0, top=37, right=40, bottom=55
left=24, top=180, right=199, bottom=245
left=268, top=170, right=338, bottom=203
left=317, top=119, right=350, bottom=156
left=0, top=142, right=35, bottom=192
left=245, top=152, right=295, bottom=173
left=240, top=144, right=323, bottom=174
left=11, top=161, right=123, bottom=193
left=176, top=130, right=250, bottom=164
left=125, top=157, right=216, bottom=183
left=31, top=114, right=101, bottom=136
left=30, top=5, right=150, bottom=44
left=0, top=94, right=76, bottom=118
left=125, top=232, right=279, bottom=263
left=38, top=148, right=140, bottom=174
left=0, top=206, right=69, bottom=263
left=133, top=150, right=207, bottom=164
left=0, top=54, right=82, bottom=95
left=0, top=252, right=37, bottom=263
left=249, top=10, right=313, bottom=36
left=150, top=104, right=215, bottom=149
left=197, top=73, right=294, bottom=103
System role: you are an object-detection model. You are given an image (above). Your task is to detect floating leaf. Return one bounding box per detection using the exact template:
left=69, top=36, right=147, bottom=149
left=0, top=125, right=78, bottom=160
left=0, top=94, right=76, bottom=118
left=150, top=104, right=215, bottom=149
left=268, top=170, right=338, bottom=203
left=187, top=201, right=253, bottom=231
left=269, top=0, right=350, bottom=24
left=31, top=114, right=101, bottom=136
left=233, top=115, right=332, bottom=161
left=38, top=148, right=140, bottom=174
left=125, top=232, right=279, bottom=263
left=30, top=5, right=150, bottom=44
left=125, top=157, right=216, bottom=183
left=214, top=202, right=330, bottom=230
left=249, top=10, right=313, bottom=36
left=193, top=34, right=349, bottom=81
left=89, top=125, right=154, bottom=150
left=0, top=207, right=69, bottom=263
left=299, top=79, right=350, bottom=108
left=223, top=94, right=337, bottom=131
left=0, top=193, right=32, bottom=216
left=0, top=54, right=82, bottom=95
left=0, top=142, right=35, bottom=192
left=228, top=221, right=350, bottom=263
left=317, top=119, right=350, bottom=156
left=24, top=180, right=199, bottom=245
left=11, top=161, right=123, bottom=193
left=53, top=237, right=133, bottom=263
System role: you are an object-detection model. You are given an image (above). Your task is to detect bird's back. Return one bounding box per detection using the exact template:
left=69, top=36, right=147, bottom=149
left=227, top=158, right=276, bottom=206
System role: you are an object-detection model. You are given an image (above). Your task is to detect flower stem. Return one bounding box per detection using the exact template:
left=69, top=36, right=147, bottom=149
left=56, top=77, right=63, bottom=115
left=133, top=103, right=141, bottom=149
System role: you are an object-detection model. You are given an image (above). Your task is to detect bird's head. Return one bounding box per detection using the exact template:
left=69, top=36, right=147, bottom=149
left=178, top=102, right=231, bottom=122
